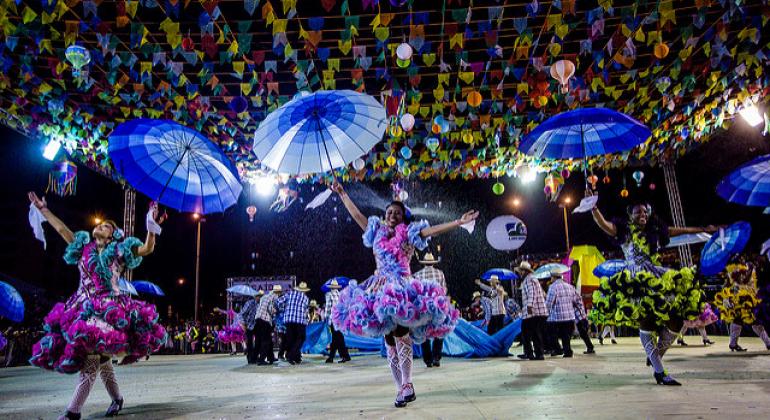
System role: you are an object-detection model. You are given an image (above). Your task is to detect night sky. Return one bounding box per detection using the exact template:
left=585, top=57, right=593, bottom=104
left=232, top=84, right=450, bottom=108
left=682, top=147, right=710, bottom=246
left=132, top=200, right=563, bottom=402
left=1, top=123, right=768, bottom=321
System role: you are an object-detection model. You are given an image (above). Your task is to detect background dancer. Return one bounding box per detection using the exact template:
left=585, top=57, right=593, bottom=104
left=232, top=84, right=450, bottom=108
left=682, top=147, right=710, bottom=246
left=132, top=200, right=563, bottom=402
left=414, top=252, right=448, bottom=368
left=714, top=264, right=770, bottom=351
left=324, top=279, right=350, bottom=364
left=587, top=190, right=715, bottom=385
left=27, top=192, right=167, bottom=419
left=330, top=182, right=474, bottom=408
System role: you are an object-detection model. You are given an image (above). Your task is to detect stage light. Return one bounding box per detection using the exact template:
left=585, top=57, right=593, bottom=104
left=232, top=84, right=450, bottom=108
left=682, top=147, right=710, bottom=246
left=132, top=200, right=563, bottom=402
left=192, top=213, right=200, bottom=220
left=254, top=175, right=276, bottom=196
left=512, top=198, right=521, bottom=207
left=43, top=140, right=61, bottom=161
left=564, top=196, right=572, bottom=204
left=178, top=278, right=185, bottom=285
left=520, top=168, right=537, bottom=184
left=93, top=217, right=102, bottom=225
left=739, top=104, right=763, bottom=127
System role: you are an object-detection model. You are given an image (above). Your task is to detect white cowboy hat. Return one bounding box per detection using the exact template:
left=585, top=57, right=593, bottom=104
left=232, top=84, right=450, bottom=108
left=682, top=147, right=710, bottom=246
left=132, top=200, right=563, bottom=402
left=256, top=289, right=265, bottom=296
left=294, top=282, right=310, bottom=292
left=514, top=261, right=533, bottom=273
left=488, top=275, right=500, bottom=284
left=309, top=299, right=318, bottom=307
left=271, top=284, right=283, bottom=293
left=472, top=291, right=481, bottom=299
left=327, top=279, right=342, bottom=289
left=549, top=268, right=564, bottom=278
left=419, top=252, right=441, bottom=265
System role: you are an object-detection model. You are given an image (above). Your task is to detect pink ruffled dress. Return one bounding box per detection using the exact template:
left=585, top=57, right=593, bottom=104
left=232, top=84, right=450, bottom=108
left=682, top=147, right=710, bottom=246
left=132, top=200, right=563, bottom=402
left=683, top=303, right=719, bottom=329
left=29, top=231, right=167, bottom=374
left=332, top=216, right=459, bottom=343
left=217, top=309, right=246, bottom=344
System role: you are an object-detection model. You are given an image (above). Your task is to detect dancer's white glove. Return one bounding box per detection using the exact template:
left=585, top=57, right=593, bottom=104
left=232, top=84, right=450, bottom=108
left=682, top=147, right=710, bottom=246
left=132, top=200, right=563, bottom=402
left=146, top=202, right=164, bottom=235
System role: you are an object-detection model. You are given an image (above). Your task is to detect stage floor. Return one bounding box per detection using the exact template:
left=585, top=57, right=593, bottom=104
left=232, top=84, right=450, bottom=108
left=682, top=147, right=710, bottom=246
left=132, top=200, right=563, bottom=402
left=2, top=337, right=770, bottom=419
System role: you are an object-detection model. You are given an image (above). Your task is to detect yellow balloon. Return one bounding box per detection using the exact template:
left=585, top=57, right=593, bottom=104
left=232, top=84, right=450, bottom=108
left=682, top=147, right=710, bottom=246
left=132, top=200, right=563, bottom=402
left=462, top=132, right=474, bottom=144
left=538, top=96, right=549, bottom=107
left=390, top=125, right=403, bottom=137
left=386, top=155, right=396, bottom=166
left=467, top=91, right=482, bottom=107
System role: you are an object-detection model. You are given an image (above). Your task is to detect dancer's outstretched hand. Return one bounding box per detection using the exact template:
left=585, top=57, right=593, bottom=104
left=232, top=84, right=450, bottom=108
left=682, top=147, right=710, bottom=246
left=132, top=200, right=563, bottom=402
left=149, top=202, right=167, bottom=224
left=584, top=188, right=595, bottom=198
left=459, top=210, right=479, bottom=224
left=28, top=192, right=47, bottom=210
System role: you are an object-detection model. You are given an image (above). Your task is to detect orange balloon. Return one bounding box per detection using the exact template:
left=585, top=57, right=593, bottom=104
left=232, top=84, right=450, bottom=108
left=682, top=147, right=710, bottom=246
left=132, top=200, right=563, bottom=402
left=654, top=43, right=669, bottom=59
left=432, top=123, right=442, bottom=134
left=467, top=91, right=482, bottom=107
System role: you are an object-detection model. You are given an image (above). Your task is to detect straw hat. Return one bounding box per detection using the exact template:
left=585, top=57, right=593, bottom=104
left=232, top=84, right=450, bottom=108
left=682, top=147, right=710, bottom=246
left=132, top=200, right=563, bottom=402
left=489, top=274, right=500, bottom=284
left=271, top=284, right=283, bottom=293
left=550, top=268, right=563, bottom=279
left=514, top=261, right=533, bottom=274
left=472, top=291, right=481, bottom=299
left=294, top=281, right=310, bottom=292
left=327, top=279, right=342, bottom=289
left=419, top=252, right=441, bottom=265
left=309, top=299, right=318, bottom=308
left=256, top=289, right=265, bottom=296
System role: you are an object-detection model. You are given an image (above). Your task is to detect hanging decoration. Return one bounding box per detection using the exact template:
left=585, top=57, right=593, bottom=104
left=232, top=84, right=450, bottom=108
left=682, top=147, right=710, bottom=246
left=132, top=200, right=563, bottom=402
left=544, top=172, right=565, bottom=202
left=632, top=170, right=645, bottom=187
left=549, top=59, right=575, bottom=94
left=246, top=205, right=257, bottom=222
left=46, top=160, right=77, bottom=197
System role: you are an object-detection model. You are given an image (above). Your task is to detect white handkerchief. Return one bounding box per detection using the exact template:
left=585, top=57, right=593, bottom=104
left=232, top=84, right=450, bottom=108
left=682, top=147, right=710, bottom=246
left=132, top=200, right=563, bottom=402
left=573, top=196, right=598, bottom=214
left=305, top=189, right=333, bottom=210
left=460, top=219, right=476, bottom=234
left=146, top=207, right=162, bottom=235
left=28, top=204, right=47, bottom=249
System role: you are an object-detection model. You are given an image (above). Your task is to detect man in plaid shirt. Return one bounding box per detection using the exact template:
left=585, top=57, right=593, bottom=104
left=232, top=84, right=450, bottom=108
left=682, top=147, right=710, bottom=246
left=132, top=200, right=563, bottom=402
left=238, top=291, right=263, bottom=364
left=475, top=276, right=506, bottom=335
left=413, top=252, right=447, bottom=367
left=545, top=270, right=583, bottom=357
left=324, top=279, right=350, bottom=363
left=517, top=261, right=548, bottom=360
left=276, top=282, right=310, bottom=365
left=254, top=285, right=282, bottom=365
left=573, top=284, right=595, bottom=354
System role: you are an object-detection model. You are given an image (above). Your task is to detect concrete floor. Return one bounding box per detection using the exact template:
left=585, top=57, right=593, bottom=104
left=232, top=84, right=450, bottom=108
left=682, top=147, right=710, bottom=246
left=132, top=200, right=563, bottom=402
left=2, top=337, right=770, bottom=419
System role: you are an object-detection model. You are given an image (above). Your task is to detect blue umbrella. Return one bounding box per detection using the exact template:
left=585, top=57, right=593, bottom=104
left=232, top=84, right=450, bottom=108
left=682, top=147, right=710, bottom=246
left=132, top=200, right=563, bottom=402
left=227, top=285, right=259, bottom=296
left=533, top=263, right=570, bottom=279
left=700, top=222, right=752, bottom=276
left=321, top=276, right=351, bottom=293
left=717, top=154, right=770, bottom=207
left=252, top=90, right=387, bottom=175
left=0, top=281, right=24, bottom=322
left=593, top=260, right=628, bottom=278
left=118, top=278, right=138, bottom=296
left=520, top=108, right=651, bottom=182
left=109, top=119, right=242, bottom=214
left=132, top=280, right=165, bottom=297
left=481, top=269, right=518, bottom=282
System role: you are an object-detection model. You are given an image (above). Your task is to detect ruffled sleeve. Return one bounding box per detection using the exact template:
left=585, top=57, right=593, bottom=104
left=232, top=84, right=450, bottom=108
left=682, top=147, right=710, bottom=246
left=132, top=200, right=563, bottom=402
left=63, top=231, right=90, bottom=265
left=118, top=236, right=144, bottom=270
left=407, top=219, right=430, bottom=250
left=362, top=216, right=381, bottom=248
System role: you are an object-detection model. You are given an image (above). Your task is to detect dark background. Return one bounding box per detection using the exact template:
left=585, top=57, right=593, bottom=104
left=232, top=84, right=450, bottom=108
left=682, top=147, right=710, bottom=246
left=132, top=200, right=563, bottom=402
left=1, top=122, right=768, bottom=321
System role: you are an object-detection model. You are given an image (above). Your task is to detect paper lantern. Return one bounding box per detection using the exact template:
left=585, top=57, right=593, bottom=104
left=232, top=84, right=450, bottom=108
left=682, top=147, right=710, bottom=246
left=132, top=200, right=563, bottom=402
left=352, top=158, right=366, bottom=171
left=492, top=182, right=505, bottom=195
left=587, top=174, right=599, bottom=188
left=246, top=205, right=257, bottom=222
left=467, top=91, right=482, bottom=107
left=603, top=175, right=611, bottom=184
left=632, top=170, right=644, bottom=187
left=561, top=169, right=570, bottom=179
left=400, top=146, right=412, bottom=159
left=401, top=166, right=411, bottom=176
left=425, top=137, right=439, bottom=152
left=549, top=59, right=575, bottom=94
left=396, top=58, right=410, bottom=68
left=654, top=43, right=670, bottom=59
left=431, top=123, right=442, bottom=134
left=65, top=45, right=91, bottom=74
left=400, top=113, right=415, bottom=131
left=649, top=183, right=656, bottom=191
left=398, top=190, right=409, bottom=201
left=620, top=188, right=629, bottom=198
left=396, top=42, right=413, bottom=61
left=386, top=155, right=396, bottom=166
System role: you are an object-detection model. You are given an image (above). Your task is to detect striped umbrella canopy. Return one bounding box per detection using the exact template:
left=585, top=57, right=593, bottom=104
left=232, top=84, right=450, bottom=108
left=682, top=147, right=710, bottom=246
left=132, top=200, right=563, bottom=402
left=533, top=263, right=570, bottom=279
left=253, top=90, right=387, bottom=175
left=700, top=222, right=752, bottom=276
left=481, top=269, right=518, bottom=282
left=717, top=154, right=770, bottom=208
left=321, top=276, right=351, bottom=293
left=227, top=285, right=259, bottom=296
left=592, top=260, right=628, bottom=278
left=0, top=281, right=24, bottom=322
left=132, top=280, right=165, bottom=297
left=118, top=278, right=138, bottom=296
left=109, top=119, right=242, bottom=214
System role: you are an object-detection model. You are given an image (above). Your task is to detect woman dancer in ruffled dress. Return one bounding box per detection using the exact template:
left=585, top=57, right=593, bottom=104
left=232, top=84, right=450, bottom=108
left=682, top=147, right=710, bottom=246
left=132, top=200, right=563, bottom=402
left=330, top=183, right=476, bottom=407
left=213, top=307, right=246, bottom=355
left=587, top=191, right=716, bottom=386
left=27, top=192, right=167, bottom=419
left=714, top=264, right=770, bottom=352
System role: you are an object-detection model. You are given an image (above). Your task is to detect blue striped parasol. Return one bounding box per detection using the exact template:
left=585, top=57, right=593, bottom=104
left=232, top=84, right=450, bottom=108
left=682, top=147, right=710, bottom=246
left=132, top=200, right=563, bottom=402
left=321, top=276, right=351, bottom=293
left=0, top=281, right=24, bottom=322
left=716, top=154, right=770, bottom=208
left=699, top=222, right=752, bottom=276
left=481, top=269, right=518, bottom=282
left=253, top=90, right=387, bottom=175
left=109, top=119, right=242, bottom=214
left=592, top=259, right=628, bottom=278
left=227, top=285, right=259, bottom=296
left=132, top=280, right=165, bottom=297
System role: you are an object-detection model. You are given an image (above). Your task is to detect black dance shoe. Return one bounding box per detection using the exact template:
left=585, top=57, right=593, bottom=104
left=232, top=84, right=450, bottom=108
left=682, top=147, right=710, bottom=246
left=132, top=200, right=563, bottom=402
left=653, top=371, right=682, bottom=386
left=598, top=337, right=604, bottom=345
left=729, top=345, right=747, bottom=352
left=584, top=349, right=595, bottom=354
left=325, top=358, right=334, bottom=363
left=611, top=339, right=617, bottom=345
left=339, top=357, right=351, bottom=363
left=517, top=354, right=531, bottom=360
left=702, top=339, right=715, bottom=346
left=432, top=359, right=440, bottom=367
left=105, top=398, right=123, bottom=417
left=677, top=339, right=688, bottom=346
left=402, top=384, right=416, bottom=403
left=59, top=411, right=81, bottom=420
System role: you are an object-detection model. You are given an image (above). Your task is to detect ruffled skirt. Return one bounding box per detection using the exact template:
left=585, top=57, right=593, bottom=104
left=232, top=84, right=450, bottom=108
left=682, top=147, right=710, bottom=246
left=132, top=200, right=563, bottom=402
left=714, top=287, right=759, bottom=324
left=683, top=303, right=719, bottom=329
left=331, top=274, right=459, bottom=344
left=217, top=324, right=246, bottom=344
left=590, top=267, right=704, bottom=328
left=29, top=292, right=167, bottom=374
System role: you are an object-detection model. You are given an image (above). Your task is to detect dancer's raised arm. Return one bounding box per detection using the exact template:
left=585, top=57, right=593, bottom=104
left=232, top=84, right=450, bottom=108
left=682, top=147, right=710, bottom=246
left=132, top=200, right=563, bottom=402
left=28, top=192, right=74, bottom=244
left=135, top=203, right=165, bottom=257
left=586, top=189, right=617, bottom=237
left=420, top=210, right=479, bottom=238
left=331, top=182, right=368, bottom=231
left=669, top=225, right=718, bottom=237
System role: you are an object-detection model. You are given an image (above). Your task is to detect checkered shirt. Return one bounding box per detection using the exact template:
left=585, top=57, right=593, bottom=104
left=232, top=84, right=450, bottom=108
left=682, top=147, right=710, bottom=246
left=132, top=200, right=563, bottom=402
left=545, top=279, right=581, bottom=322
left=277, top=290, right=309, bottom=325
left=413, top=266, right=447, bottom=289
left=478, top=283, right=506, bottom=316
left=238, top=298, right=259, bottom=330
left=324, top=289, right=340, bottom=321
left=255, top=292, right=280, bottom=323
left=573, top=290, right=587, bottom=321
left=521, top=274, right=548, bottom=319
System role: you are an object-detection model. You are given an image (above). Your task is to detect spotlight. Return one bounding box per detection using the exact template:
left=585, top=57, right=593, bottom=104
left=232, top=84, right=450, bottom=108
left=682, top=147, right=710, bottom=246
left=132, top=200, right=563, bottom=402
left=739, top=104, right=763, bottom=127
left=43, top=140, right=61, bottom=161
left=254, top=175, right=276, bottom=196
left=512, top=198, right=521, bottom=207
left=192, top=213, right=200, bottom=220
left=520, top=168, right=537, bottom=184
left=93, top=217, right=102, bottom=225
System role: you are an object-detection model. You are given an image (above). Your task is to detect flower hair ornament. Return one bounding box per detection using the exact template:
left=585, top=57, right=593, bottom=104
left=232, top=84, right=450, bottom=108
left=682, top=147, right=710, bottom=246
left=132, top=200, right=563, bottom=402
left=112, top=228, right=125, bottom=241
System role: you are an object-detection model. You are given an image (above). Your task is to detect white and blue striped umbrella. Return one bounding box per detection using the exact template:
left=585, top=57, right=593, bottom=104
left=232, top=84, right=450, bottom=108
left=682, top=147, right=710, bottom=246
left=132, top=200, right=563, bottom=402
left=132, top=280, right=165, bottom=297
left=717, top=154, right=770, bottom=207
left=699, top=222, right=752, bottom=276
left=109, top=119, right=242, bottom=214
left=253, top=90, right=387, bottom=175
left=0, top=281, right=24, bottom=322
left=226, top=285, right=259, bottom=296
left=118, top=278, right=138, bottom=296
left=481, top=268, right=518, bottom=282
left=592, top=259, right=628, bottom=278
left=520, top=108, right=651, bottom=159
left=533, top=263, right=570, bottom=279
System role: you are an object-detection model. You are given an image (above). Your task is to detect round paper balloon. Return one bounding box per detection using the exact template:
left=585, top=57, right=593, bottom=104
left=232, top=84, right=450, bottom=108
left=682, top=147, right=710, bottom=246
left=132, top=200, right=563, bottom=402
left=400, top=113, right=415, bottom=131
left=396, top=58, right=410, bottom=68
left=396, top=42, right=413, bottom=61
left=352, top=158, right=366, bottom=171
left=400, top=146, right=412, bottom=159
left=486, top=215, right=528, bottom=251
left=492, top=182, right=505, bottom=195
left=654, top=43, right=670, bottom=59
left=467, top=91, right=482, bottom=107
left=425, top=137, right=439, bottom=152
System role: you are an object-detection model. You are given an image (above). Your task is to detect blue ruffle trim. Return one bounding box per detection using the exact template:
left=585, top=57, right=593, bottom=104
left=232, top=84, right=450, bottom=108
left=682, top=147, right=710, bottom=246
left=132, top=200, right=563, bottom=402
left=118, top=237, right=144, bottom=270
left=362, top=216, right=380, bottom=248
left=63, top=231, right=91, bottom=265
left=407, top=219, right=430, bottom=250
